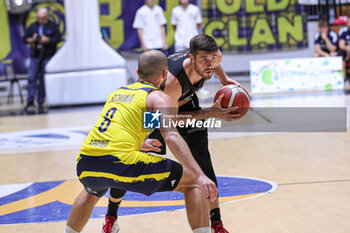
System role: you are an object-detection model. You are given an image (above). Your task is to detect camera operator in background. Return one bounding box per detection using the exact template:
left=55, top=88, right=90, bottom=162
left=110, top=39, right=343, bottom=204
left=23, top=7, right=61, bottom=114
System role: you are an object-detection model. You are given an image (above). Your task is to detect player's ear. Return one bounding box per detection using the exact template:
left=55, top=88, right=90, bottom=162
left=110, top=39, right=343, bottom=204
left=137, top=69, right=140, bottom=75
left=162, top=69, right=167, bottom=78
left=189, top=53, right=195, bottom=62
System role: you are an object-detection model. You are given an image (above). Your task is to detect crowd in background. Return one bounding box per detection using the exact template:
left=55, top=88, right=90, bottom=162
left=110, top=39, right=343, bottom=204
left=313, top=17, right=350, bottom=81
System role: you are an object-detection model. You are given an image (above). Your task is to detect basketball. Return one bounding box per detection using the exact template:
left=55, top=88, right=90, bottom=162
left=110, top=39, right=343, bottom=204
left=214, top=84, right=250, bottom=119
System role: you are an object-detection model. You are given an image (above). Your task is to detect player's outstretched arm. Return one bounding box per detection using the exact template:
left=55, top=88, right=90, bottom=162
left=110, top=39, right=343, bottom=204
left=146, top=90, right=217, bottom=200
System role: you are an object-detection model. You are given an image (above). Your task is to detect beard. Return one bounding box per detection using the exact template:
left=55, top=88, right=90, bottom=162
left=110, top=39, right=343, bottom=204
left=194, top=61, right=214, bottom=80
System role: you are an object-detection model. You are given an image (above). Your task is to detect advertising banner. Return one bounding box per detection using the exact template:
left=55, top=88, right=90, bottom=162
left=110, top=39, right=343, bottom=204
left=202, top=0, right=308, bottom=52
left=250, top=56, right=344, bottom=94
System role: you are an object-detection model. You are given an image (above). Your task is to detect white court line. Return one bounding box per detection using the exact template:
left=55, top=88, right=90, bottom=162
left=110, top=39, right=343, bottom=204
left=0, top=183, right=33, bottom=198
left=0, top=126, right=91, bottom=155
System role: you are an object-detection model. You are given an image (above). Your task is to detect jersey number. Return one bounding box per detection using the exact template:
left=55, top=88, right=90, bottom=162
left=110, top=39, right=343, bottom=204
left=98, top=107, right=117, bottom=133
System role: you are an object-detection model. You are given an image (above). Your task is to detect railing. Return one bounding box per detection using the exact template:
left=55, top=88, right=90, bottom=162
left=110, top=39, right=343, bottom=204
left=302, top=0, right=350, bottom=24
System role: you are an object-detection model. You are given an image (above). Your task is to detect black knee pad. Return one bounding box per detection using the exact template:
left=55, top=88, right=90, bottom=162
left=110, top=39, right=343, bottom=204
left=110, top=188, right=127, bottom=199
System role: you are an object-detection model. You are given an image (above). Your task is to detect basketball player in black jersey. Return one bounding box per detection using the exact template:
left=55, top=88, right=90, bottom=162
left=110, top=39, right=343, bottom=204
left=103, top=34, right=240, bottom=233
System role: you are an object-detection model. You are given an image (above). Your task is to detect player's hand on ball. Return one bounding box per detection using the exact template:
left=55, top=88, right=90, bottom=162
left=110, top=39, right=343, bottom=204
left=223, top=78, right=241, bottom=87
left=213, top=84, right=250, bottom=120
left=141, top=139, right=162, bottom=152
left=210, top=94, right=240, bottom=121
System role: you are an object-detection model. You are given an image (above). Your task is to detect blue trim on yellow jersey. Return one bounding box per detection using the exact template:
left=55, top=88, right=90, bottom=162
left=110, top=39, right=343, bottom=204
left=138, top=80, right=157, bottom=86
left=119, top=86, right=155, bottom=92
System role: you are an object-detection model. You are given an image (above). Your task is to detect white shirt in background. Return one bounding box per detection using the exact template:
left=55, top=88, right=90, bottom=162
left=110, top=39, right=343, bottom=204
left=133, top=5, right=167, bottom=49
left=171, top=4, right=202, bottom=51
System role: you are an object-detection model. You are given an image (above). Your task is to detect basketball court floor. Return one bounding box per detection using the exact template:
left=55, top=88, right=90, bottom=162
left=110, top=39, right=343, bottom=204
left=0, top=83, right=350, bottom=233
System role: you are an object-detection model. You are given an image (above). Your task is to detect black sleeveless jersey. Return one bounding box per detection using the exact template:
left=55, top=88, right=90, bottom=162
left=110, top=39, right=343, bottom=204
left=167, top=49, right=207, bottom=111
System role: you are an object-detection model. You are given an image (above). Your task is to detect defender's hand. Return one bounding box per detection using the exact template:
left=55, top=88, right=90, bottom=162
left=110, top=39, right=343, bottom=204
left=197, top=174, right=218, bottom=202
left=141, top=138, right=162, bottom=152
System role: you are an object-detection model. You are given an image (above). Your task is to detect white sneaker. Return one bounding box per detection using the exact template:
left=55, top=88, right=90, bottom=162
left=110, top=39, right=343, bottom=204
left=101, top=216, right=120, bottom=233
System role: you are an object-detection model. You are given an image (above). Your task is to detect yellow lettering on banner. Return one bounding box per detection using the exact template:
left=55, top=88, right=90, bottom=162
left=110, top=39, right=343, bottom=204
left=267, top=0, right=290, bottom=11
left=204, top=21, right=225, bottom=47
left=278, top=15, right=303, bottom=43
left=99, top=0, right=124, bottom=49
left=216, top=0, right=241, bottom=15
left=245, top=0, right=264, bottom=13
left=228, top=20, right=247, bottom=46
left=201, top=0, right=209, bottom=11
left=0, top=0, right=11, bottom=60
left=251, top=18, right=276, bottom=46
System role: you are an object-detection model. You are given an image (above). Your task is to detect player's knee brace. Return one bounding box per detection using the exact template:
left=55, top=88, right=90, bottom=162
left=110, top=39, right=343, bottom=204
left=110, top=188, right=127, bottom=199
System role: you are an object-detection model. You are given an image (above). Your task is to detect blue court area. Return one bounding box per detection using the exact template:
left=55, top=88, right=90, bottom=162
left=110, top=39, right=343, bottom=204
left=0, top=176, right=277, bottom=225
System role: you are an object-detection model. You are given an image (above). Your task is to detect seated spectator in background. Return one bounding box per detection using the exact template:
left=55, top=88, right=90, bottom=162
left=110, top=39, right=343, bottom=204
left=338, top=17, right=350, bottom=81
left=313, top=20, right=339, bottom=57
left=171, top=0, right=202, bottom=52
left=338, top=17, right=350, bottom=61
left=23, top=8, right=61, bottom=114
left=133, top=0, right=168, bottom=55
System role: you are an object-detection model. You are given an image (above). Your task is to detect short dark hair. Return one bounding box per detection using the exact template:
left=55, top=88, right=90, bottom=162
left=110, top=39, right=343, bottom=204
left=318, top=20, right=329, bottom=27
left=138, top=50, right=168, bottom=80
left=190, top=34, right=218, bottom=56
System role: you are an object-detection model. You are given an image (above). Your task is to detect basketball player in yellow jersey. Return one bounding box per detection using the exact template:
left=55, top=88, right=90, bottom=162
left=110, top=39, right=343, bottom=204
left=64, top=50, right=217, bottom=233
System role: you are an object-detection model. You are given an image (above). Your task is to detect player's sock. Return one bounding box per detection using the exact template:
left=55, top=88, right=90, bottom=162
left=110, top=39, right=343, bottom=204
left=210, top=208, right=222, bottom=223
left=106, top=199, right=122, bottom=217
left=193, top=227, right=211, bottom=233
left=64, top=226, right=79, bottom=233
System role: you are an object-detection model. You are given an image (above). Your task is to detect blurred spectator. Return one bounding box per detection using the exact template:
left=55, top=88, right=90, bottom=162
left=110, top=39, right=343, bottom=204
left=338, top=17, right=350, bottom=60
left=313, top=20, right=338, bottom=57
left=133, top=0, right=168, bottom=55
left=23, top=8, right=61, bottom=113
left=171, top=0, right=202, bottom=52
left=339, top=17, right=350, bottom=81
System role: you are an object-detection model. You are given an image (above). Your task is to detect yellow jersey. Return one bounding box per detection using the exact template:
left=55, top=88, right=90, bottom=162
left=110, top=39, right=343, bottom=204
left=80, top=81, right=158, bottom=157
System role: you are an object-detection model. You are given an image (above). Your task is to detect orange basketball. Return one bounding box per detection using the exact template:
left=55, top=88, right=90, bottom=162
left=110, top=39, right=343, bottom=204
left=214, top=84, right=250, bottom=119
